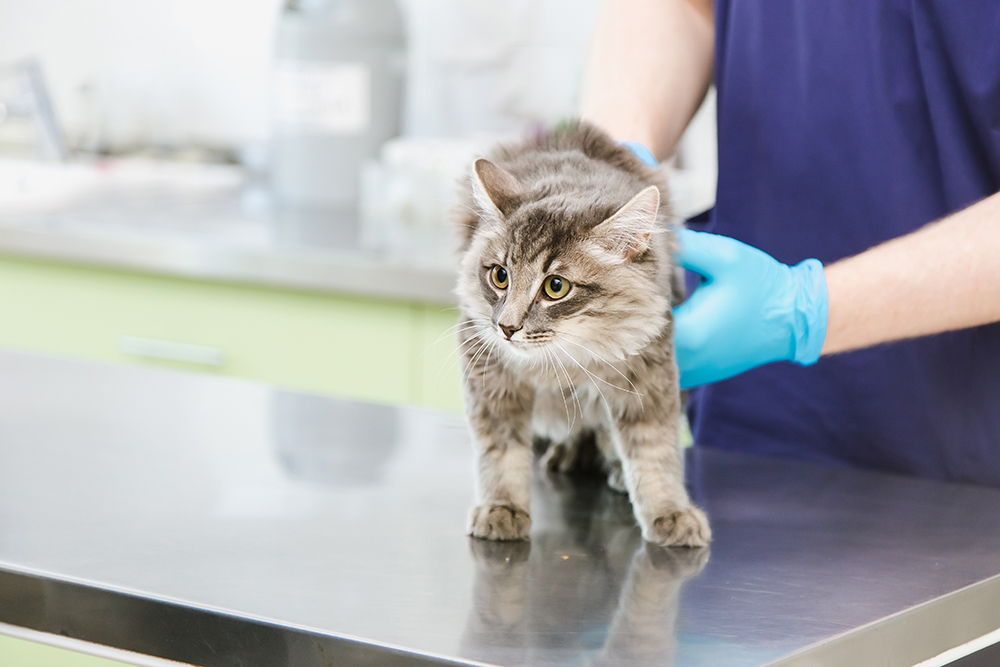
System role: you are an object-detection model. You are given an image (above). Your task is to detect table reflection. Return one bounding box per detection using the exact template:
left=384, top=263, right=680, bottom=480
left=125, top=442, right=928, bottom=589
left=460, top=472, right=709, bottom=667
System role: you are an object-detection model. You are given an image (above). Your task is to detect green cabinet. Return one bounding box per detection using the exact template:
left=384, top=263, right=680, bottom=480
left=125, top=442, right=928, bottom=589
left=0, top=254, right=463, bottom=411
left=0, top=634, right=136, bottom=667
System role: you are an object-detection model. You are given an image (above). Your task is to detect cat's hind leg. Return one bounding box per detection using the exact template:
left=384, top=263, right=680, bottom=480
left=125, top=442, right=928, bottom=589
left=539, top=429, right=603, bottom=475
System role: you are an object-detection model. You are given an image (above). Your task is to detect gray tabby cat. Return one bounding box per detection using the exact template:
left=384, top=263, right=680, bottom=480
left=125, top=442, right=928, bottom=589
left=455, top=122, right=710, bottom=547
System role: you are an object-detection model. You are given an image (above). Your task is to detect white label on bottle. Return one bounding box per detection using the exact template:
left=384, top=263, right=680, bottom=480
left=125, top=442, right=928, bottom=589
left=274, top=61, right=371, bottom=134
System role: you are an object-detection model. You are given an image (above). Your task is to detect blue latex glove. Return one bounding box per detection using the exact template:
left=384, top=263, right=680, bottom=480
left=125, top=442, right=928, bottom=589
left=672, top=229, right=828, bottom=389
left=621, top=141, right=659, bottom=167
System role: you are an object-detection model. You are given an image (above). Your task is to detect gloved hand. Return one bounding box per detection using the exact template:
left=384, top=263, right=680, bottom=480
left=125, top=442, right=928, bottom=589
left=618, top=142, right=828, bottom=386
left=672, top=229, right=828, bottom=389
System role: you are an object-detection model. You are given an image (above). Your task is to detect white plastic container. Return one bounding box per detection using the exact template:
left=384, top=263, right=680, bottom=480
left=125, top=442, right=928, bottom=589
left=271, top=0, right=406, bottom=209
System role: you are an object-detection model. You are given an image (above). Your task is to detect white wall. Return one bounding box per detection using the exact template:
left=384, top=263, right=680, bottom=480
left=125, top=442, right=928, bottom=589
left=0, top=0, right=717, bottom=214
left=0, top=0, right=282, bottom=151
left=402, top=0, right=603, bottom=137
left=0, top=0, right=604, bottom=151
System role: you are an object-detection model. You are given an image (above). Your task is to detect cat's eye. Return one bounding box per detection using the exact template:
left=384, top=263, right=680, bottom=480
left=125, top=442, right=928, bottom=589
left=543, top=275, right=571, bottom=299
left=490, top=265, right=509, bottom=289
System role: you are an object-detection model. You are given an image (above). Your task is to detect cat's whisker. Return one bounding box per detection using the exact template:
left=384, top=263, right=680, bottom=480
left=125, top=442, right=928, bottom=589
left=436, top=351, right=459, bottom=383
left=439, top=317, right=491, bottom=336
left=559, top=332, right=642, bottom=396
left=548, top=345, right=582, bottom=427
left=434, top=324, right=482, bottom=353
left=451, top=201, right=482, bottom=219
left=468, top=333, right=496, bottom=372
left=431, top=320, right=490, bottom=348
left=452, top=327, right=486, bottom=359
left=470, top=334, right=504, bottom=387
left=550, top=348, right=579, bottom=428
left=564, top=364, right=584, bottom=427
left=560, top=354, right=585, bottom=425
left=436, top=337, right=470, bottom=383
left=554, top=341, right=612, bottom=416
left=556, top=340, right=646, bottom=414
left=433, top=319, right=493, bottom=380
left=456, top=343, right=483, bottom=384
left=445, top=316, right=492, bottom=332
left=448, top=323, right=488, bottom=349
left=559, top=330, right=639, bottom=376
left=452, top=330, right=491, bottom=384
left=545, top=349, right=573, bottom=428
left=541, top=347, right=573, bottom=428
left=555, top=334, right=643, bottom=399
left=482, top=339, right=501, bottom=392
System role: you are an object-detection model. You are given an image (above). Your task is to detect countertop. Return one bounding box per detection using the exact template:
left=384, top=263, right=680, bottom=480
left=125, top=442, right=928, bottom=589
left=1, top=349, right=1000, bottom=667
left=0, top=158, right=457, bottom=303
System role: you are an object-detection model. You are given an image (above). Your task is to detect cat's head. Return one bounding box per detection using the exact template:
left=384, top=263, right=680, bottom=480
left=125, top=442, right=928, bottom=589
left=457, top=158, right=671, bottom=367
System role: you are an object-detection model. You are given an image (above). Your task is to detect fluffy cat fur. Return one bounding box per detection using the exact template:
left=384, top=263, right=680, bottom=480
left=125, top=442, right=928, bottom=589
left=455, top=121, right=710, bottom=547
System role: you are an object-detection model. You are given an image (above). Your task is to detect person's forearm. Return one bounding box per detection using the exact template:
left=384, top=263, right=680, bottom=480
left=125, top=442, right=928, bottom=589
left=580, top=0, right=714, bottom=160
left=822, top=192, right=1000, bottom=355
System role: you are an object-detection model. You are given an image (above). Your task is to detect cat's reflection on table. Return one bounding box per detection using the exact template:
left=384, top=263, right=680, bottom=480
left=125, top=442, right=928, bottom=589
left=459, top=470, right=709, bottom=667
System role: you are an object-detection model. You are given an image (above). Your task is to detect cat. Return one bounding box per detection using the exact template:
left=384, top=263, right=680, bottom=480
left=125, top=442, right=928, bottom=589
left=455, top=121, right=710, bottom=548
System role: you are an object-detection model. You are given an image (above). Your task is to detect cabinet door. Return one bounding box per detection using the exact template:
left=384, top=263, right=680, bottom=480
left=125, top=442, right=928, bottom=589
left=0, top=633, right=138, bottom=667
left=412, top=303, right=464, bottom=412
left=0, top=633, right=145, bottom=667
left=0, top=256, right=417, bottom=406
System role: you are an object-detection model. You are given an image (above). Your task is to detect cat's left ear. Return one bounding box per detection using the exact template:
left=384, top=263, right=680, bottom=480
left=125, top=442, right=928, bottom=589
left=591, top=185, right=660, bottom=262
left=471, top=158, right=523, bottom=220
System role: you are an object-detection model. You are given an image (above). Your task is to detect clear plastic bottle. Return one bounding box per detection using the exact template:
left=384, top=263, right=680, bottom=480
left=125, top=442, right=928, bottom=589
left=271, top=0, right=406, bottom=210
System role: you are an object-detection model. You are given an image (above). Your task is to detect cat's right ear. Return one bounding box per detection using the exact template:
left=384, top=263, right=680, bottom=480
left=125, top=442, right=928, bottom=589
left=471, top=159, right=523, bottom=221
left=590, top=185, right=661, bottom=263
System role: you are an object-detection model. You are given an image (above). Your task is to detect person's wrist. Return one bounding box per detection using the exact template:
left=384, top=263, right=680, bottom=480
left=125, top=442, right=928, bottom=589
left=619, top=141, right=659, bottom=167
left=789, top=258, right=828, bottom=365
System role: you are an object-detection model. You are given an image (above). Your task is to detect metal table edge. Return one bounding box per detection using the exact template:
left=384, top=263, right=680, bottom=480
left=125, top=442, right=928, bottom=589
left=764, top=572, right=1000, bottom=667
left=0, top=565, right=494, bottom=667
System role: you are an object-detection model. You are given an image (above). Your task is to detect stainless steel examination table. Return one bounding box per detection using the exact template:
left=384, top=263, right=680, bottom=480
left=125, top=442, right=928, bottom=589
left=1, top=349, right=999, bottom=667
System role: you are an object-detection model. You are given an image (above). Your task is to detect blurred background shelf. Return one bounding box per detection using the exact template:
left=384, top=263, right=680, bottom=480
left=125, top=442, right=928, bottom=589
left=0, top=159, right=463, bottom=411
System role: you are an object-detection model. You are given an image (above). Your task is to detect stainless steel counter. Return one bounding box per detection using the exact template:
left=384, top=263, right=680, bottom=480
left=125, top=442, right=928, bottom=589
left=1, top=348, right=999, bottom=667
left=0, top=159, right=457, bottom=303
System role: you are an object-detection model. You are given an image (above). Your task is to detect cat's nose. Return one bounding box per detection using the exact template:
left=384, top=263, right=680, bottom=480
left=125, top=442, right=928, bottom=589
left=499, top=323, right=522, bottom=340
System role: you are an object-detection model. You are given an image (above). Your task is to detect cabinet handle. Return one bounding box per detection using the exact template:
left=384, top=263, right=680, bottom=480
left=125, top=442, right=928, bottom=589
left=118, top=336, right=226, bottom=367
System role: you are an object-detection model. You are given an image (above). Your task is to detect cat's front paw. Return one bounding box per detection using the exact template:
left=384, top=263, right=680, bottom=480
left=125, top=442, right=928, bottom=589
left=644, top=505, right=711, bottom=548
left=468, top=504, right=531, bottom=541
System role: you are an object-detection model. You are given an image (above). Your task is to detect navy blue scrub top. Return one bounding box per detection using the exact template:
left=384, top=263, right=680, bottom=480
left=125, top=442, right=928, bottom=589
left=689, top=1, right=1000, bottom=486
